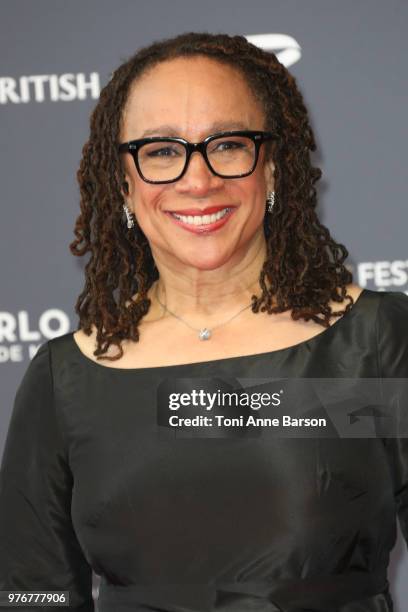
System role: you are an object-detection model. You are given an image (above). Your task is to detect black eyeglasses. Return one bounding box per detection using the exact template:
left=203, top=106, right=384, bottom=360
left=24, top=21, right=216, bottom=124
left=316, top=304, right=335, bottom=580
left=117, top=130, right=276, bottom=184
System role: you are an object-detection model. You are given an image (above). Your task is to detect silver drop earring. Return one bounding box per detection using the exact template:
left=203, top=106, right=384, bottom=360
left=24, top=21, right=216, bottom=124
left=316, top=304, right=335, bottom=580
left=123, top=204, right=134, bottom=229
left=266, top=191, right=275, bottom=213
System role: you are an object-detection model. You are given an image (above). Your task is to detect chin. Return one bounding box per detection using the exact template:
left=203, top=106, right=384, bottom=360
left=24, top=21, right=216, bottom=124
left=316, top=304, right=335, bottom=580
left=177, top=252, right=233, bottom=271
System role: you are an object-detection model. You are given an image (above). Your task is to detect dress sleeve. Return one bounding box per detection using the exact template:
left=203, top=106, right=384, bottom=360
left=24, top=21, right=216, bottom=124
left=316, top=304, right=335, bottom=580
left=0, top=341, right=94, bottom=611
left=377, top=290, right=408, bottom=549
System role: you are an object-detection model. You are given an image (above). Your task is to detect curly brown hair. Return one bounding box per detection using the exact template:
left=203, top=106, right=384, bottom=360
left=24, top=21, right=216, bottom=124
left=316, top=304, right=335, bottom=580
left=70, top=31, right=354, bottom=363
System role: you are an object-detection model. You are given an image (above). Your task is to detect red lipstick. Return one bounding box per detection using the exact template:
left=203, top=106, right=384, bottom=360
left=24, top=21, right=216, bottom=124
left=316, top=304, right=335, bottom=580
left=167, top=205, right=233, bottom=216
left=165, top=206, right=236, bottom=234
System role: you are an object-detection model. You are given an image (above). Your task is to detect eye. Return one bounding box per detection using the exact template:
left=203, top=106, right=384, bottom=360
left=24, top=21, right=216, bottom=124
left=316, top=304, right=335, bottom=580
left=209, top=139, right=248, bottom=154
left=145, top=145, right=182, bottom=158
left=217, top=141, right=243, bottom=151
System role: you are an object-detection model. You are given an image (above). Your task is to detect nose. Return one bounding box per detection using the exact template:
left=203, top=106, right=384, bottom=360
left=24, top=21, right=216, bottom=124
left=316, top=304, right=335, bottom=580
left=174, top=150, right=223, bottom=194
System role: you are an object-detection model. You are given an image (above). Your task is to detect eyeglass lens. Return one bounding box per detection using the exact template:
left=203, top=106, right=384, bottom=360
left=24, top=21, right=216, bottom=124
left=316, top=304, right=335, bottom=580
left=137, top=135, right=256, bottom=182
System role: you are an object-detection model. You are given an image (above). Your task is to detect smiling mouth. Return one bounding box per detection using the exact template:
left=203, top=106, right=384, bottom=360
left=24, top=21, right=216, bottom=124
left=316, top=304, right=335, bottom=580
left=167, top=207, right=232, bottom=226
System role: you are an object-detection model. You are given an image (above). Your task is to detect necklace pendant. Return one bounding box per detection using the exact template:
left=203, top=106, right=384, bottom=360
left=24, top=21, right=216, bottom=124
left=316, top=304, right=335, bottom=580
left=199, top=328, right=211, bottom=341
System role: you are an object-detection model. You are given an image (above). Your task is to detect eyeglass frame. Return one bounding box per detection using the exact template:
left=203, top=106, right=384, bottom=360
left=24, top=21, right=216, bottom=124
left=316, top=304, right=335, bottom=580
left=117, top=129, right=276, bottom=184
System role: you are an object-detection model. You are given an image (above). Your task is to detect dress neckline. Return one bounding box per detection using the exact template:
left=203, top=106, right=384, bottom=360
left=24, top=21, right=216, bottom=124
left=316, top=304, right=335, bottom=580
left=69, top=288, right=369, bottom=374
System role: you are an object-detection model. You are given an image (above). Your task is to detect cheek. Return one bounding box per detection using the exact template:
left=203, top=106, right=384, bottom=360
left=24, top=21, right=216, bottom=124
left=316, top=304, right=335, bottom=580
left=238, top=175, right=267, bottom=212
left=132, top=187, right=168, bottom=233
left=238, top=177, right=268, bottom=230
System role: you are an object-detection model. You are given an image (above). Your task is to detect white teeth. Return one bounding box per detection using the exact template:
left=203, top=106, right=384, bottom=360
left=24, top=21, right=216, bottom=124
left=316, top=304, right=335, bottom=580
left=171, top=208, right=231, bottom=225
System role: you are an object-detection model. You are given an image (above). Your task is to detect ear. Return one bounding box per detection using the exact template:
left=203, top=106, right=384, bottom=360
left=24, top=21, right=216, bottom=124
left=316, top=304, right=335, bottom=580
left=122, top=180, right=130, bottom=196
left=119, top=155, right=133, bottom=198
left=263, top=160, right=275, bottom=193
left=119, top=173, right=131, bottom=200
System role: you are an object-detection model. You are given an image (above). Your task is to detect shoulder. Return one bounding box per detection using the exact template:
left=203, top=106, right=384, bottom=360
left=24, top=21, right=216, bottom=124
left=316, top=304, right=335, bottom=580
left=373, top=289, right=408, bottom=377
left=325, top=283, right=364, bottom=320
left=41, top=329, right=112, bottom=372
left=19, top=340, right=52, bottom=390
left=376, top=288, right=408, bottom=312
left=72, top=326, right=97, bottom=360
left=72, top=324, right=122, bottom=363
left=374, top=288, right=408, bottom=335
left=340, top=283, right=364, bottom=307
left=331, top=285, right=408, bottom=321
left=8, top=341, right=54, bottom=432
left=72, top=324, right=119, bottom=363
left=343, top=286, right=408, bottom=338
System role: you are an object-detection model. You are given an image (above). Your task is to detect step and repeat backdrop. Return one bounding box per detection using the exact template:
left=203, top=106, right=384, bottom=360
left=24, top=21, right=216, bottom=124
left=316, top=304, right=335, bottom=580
left=1, top=0, right=407, bottom=608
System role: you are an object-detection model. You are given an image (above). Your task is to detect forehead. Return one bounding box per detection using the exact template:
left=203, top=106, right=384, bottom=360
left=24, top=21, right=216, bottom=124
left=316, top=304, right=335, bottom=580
left=121, top=56, right=265, bottom=140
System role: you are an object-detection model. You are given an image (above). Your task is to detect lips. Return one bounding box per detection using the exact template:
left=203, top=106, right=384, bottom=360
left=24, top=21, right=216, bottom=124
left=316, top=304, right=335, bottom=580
left=165, top=206, right=236, bottom=234
left=166, top=205, right=233, bottom=216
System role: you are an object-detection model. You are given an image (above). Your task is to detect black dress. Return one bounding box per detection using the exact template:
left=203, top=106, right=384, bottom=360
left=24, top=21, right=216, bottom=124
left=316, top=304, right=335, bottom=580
left=1, top=288, right=408, bottom=612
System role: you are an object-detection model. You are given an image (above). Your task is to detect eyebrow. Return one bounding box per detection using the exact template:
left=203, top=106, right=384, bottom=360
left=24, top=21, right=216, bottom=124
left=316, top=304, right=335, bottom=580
left=139, top=120, right=252, bottom=139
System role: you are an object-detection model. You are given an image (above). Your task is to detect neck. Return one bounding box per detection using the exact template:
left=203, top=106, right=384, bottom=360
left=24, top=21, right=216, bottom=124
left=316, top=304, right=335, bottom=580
left=146, top=232, right=268, bottom=324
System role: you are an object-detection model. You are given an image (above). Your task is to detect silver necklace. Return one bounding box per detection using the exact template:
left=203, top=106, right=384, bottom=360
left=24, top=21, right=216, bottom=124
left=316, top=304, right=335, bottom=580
left=154, top=283, right=253, bottom=341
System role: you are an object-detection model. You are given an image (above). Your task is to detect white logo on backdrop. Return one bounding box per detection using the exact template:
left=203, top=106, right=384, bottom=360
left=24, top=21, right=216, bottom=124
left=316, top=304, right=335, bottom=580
left=0, top=309, right=70, bottom=363
left=349, top=260, right=408, bottom=293
left=245, top=33, right=302, bottom=67
left=0, top=72, right=100, bottom=104
left=0, top=32, right=301, bottom=106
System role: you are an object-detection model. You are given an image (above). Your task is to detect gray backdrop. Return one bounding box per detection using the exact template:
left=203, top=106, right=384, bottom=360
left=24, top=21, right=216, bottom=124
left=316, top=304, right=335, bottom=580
left=1, top=0, right=407, bottom=608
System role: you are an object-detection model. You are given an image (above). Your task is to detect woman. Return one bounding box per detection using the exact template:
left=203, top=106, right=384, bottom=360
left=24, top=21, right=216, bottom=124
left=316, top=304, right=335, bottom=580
left=1, top=31, right=407, bottom=612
